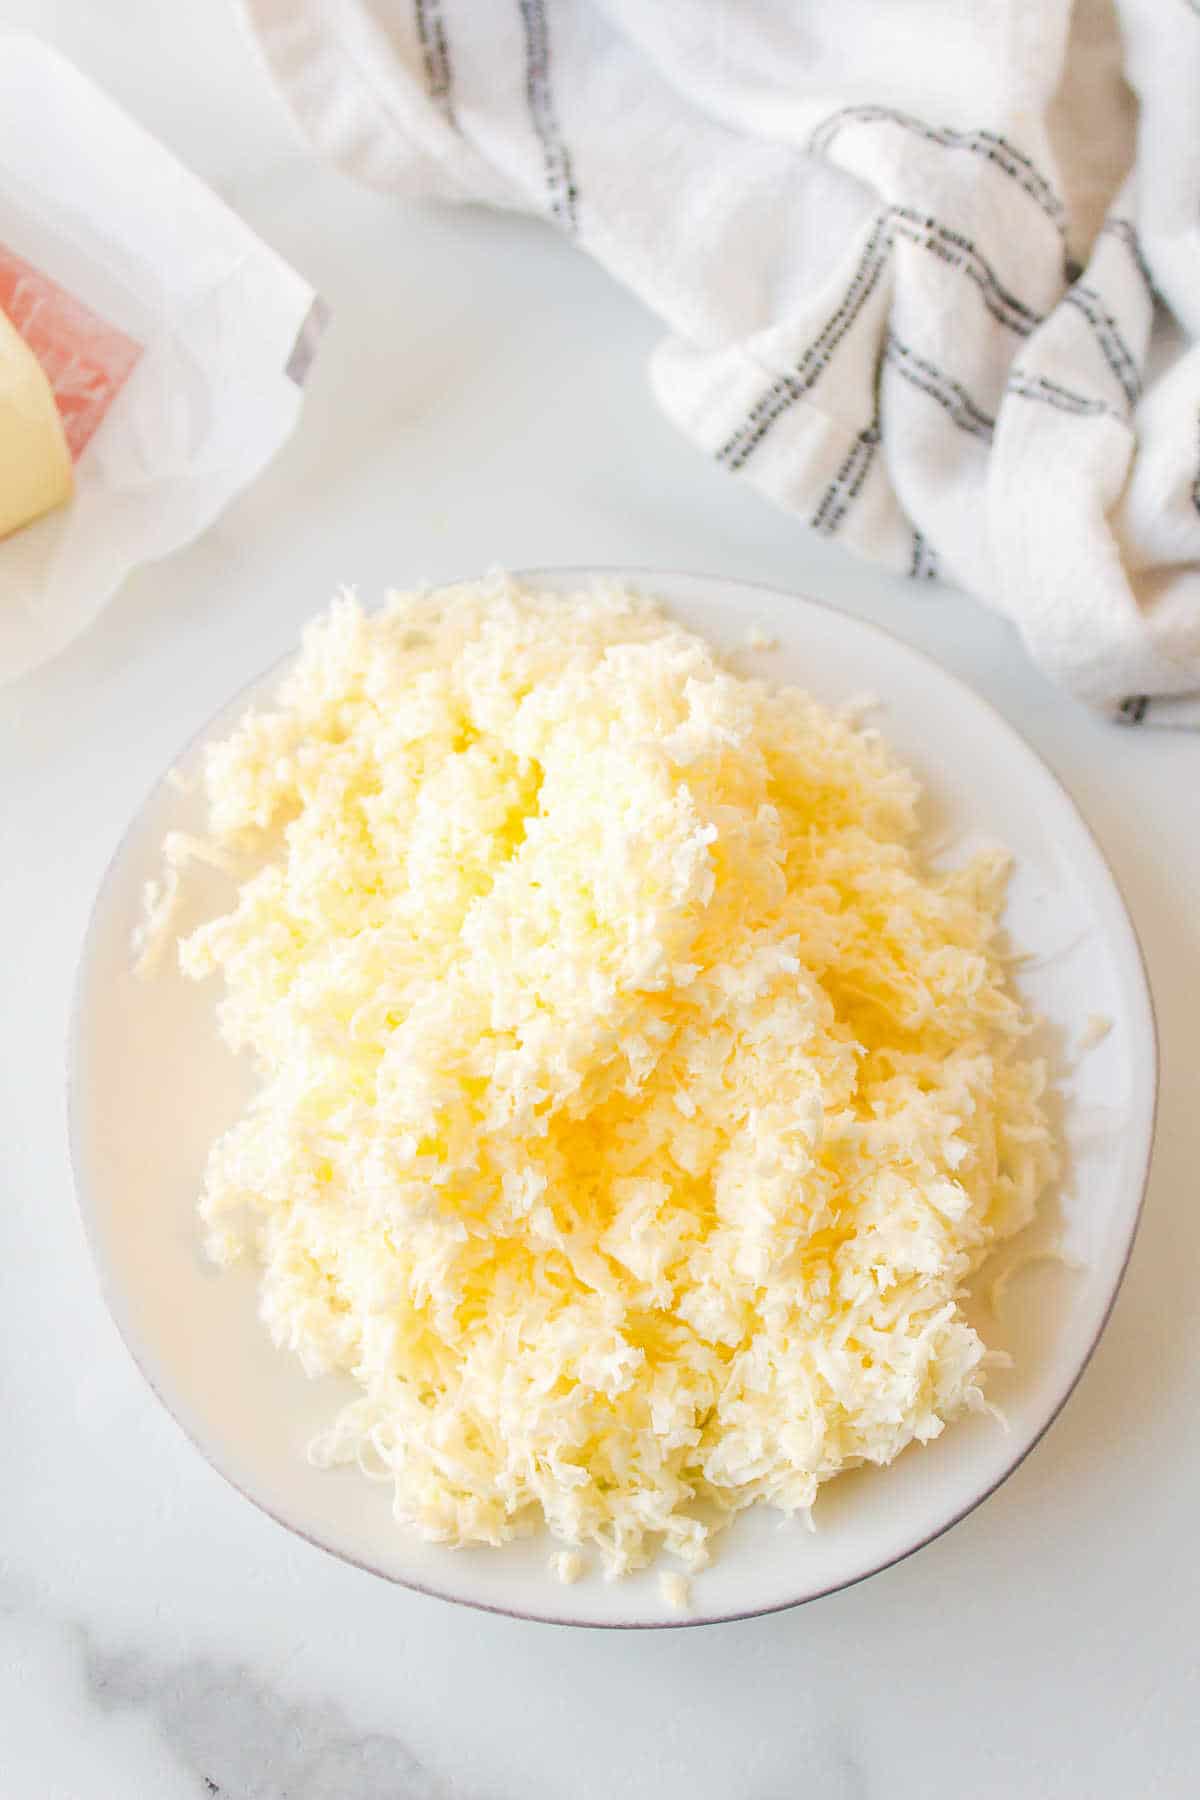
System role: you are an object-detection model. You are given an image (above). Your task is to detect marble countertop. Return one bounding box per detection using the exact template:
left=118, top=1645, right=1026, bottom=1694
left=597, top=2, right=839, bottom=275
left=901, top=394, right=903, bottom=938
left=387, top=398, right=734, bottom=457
left=3, top=5, right=1198, bottom=1796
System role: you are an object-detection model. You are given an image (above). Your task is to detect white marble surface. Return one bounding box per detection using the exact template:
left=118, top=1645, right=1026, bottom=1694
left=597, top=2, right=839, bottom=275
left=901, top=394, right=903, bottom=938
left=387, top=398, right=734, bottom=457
left=2, top=4, right=1198, bottom=1795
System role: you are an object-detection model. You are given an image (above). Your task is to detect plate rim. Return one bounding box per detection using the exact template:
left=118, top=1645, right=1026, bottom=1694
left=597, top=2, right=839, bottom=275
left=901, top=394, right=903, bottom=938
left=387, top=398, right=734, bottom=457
left=68, top=565, right=1159, bottom=1629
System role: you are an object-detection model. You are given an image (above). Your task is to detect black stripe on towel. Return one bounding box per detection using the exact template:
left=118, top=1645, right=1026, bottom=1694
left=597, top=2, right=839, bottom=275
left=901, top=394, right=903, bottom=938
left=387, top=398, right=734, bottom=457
left=718, top=200, right=1049, bottom=473
left=891, top=208, right=1042, bottom=336
left=1117, top=695, right=1149, bottom=725
left=1099, top=218, right=1160, bottom=306
left=884, top=335, right=996, bottom=441
left=810, top=106, right=1067, bottom=235
left=517, top=0, right=578, bottom=232
left=811, top=420, right=882, bottom=537
left=414, top=0, right=455, bottom=122
left=909, top=531, right=939, bottom=581
left=1006, top=369, right=1125, bottom=425
left=1062, top=285, right=1142, bottom=409
left=812, top=338, right=887, bottom=537
left=718, top=213, right=893, bottom=471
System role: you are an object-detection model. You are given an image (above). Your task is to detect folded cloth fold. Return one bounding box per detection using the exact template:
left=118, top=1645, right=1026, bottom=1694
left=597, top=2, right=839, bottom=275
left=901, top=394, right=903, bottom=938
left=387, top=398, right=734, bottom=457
left=241, top=0, right=1200, bottom=725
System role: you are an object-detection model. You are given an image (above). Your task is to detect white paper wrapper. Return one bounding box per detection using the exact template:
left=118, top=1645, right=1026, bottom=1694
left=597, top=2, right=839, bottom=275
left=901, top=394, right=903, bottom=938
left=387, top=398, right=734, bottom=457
left=0, top=31, right=326, bottom=684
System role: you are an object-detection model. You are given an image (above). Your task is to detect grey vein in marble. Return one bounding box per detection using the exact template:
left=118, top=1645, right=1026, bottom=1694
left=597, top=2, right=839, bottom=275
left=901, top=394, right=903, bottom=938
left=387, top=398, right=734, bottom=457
left=82, top=1638, right=457, bottom=1800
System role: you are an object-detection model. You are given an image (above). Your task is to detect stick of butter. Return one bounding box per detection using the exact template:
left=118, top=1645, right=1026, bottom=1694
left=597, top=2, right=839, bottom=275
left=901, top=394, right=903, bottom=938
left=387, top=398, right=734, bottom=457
left=0, top=305, right=73, bottom=539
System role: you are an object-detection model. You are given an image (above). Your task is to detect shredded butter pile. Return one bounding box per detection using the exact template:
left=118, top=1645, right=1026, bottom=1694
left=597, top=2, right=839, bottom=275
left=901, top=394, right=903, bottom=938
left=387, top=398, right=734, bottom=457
left=178, top=577, right=1056, bottom=1576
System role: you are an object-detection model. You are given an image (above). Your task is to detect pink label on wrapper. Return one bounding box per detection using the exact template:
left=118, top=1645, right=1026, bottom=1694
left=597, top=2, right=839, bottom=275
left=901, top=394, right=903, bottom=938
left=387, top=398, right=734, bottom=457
left=0, top=246, right=142, bottom=459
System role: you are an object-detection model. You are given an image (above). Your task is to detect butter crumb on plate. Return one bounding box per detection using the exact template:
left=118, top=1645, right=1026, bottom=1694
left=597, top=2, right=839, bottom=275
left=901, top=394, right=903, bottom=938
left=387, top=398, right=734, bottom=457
left=744, top=624, right=778, bottom=651
left=659, top=1571, right=691, bottom=1611
left=989, top=1247, right=1082, bottom=1317
left=550, top=1550, right=586, bottom=1585
left=838, top=689, right=882, bottom=725
left=1078, top=1013, right=1113, bottom=1052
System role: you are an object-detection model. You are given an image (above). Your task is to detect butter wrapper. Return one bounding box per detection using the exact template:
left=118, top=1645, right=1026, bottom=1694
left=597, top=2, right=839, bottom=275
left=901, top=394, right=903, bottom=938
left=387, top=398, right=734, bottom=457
left=0, top=32, right=326, bottom=684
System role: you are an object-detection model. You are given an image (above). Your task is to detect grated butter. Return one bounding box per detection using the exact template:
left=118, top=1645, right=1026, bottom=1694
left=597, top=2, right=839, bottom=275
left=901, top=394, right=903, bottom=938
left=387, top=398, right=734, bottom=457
left=174, top=575, right=1057, bottom=1577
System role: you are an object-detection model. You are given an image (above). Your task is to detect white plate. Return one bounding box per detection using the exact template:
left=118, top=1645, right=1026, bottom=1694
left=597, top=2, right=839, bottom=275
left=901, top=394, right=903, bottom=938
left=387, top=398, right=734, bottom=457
left=70, top=569, right=1157, bottom=1628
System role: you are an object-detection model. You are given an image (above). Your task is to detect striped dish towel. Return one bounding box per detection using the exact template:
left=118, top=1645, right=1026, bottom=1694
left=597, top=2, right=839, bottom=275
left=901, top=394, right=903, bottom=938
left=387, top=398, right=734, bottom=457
left=241, top=0, right=1200, bottom=726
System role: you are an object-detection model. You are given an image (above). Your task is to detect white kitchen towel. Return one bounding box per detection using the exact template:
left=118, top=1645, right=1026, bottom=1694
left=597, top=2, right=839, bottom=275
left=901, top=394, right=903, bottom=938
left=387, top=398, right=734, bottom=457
left=240, top=0, right=1200, bottom=726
